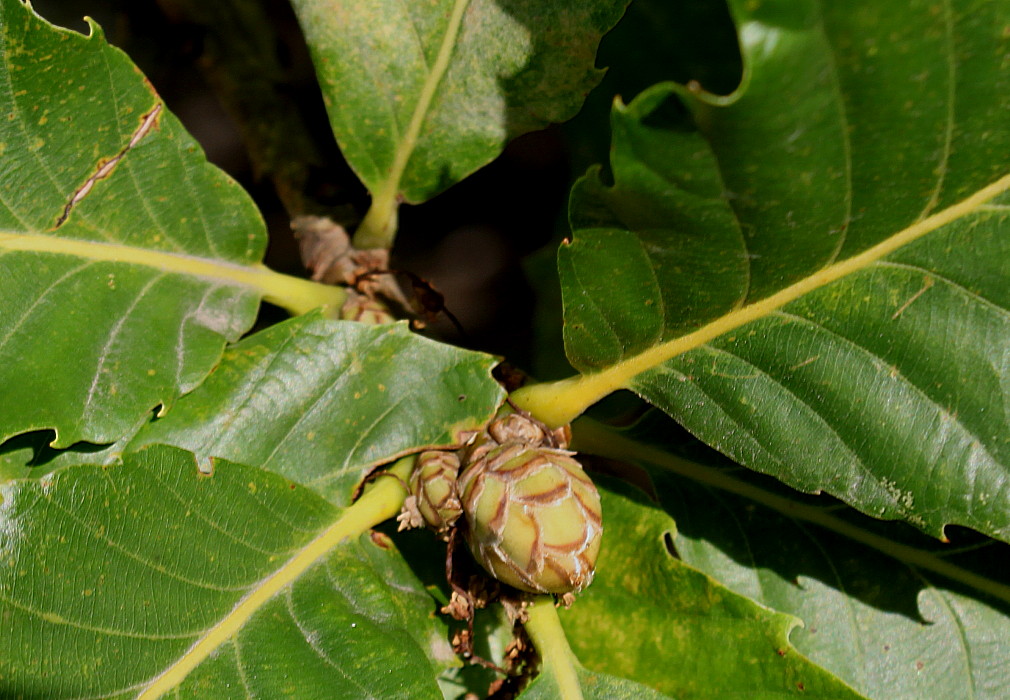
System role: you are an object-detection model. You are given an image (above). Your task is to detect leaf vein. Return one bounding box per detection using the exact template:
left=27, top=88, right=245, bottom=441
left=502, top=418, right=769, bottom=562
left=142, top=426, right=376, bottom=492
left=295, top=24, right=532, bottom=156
left=918, top=0, right=957, bottom=221
left=0, top=591, right=200, bottom=640
left=872, top=259, right=1010, bottom=321
left=142, top=460, right=302, bottom=557
left=38, top=487, right=252, bottom=593
left=0, top=259, right=95, bottom=353
left=770, top=307, right=1003, bottom=507
left=82, top=271, right=167, bottom=421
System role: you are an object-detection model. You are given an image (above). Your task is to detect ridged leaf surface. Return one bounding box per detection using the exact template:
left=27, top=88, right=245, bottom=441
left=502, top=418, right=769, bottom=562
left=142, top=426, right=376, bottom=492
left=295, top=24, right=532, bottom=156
left=549, top=0, right=1010, bottom=540
left=0, top=446, right=450, bottom=698
left=0, top=0, right=336, bottom=447
left=128, top=314, right=505, bottom=505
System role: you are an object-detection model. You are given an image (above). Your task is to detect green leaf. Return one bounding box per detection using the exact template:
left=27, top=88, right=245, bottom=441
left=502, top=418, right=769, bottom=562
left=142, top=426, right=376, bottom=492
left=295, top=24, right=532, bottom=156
left=577, top=412, right=1010, bottom=699
left=660, top=470, right=1010, bottom=700
left=520, top=664, right=673, bottom=700
left=560, top=0, right=742, bottom=181
left=0, top=430, right=109, bottom=481
left=558, top=477, right=865, bottom=698
left=520, top=593, right=675, bottom=700
left=0, top=445, right=448, bottom=697
left=127, top=313, right=505, bottom=505
left=514, top=0, right=1010, bottom=542
left=289, top=0, right=631, bottom=246
left=0, top=0, right=341, bottom=448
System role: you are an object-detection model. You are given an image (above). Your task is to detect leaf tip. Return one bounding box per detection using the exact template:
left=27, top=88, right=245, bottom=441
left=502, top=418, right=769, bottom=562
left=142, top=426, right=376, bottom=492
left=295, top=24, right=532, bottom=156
left=82, top=15, right=106, bottom=42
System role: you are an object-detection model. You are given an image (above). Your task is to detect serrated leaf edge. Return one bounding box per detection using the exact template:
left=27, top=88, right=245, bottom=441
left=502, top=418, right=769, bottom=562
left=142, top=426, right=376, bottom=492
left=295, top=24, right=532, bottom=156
left=573, top=419, right=1010, bottom=606
left=513, top=173, right=1010, bottom=427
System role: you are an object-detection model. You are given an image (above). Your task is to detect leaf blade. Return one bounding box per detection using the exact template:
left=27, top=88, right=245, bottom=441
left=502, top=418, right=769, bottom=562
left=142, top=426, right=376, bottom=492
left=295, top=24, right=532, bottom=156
left=558, top=476, right=865, bottom=698
left=289, top=0, right=631, bottom=245
left=514, top=0, right=1010, bottom=541
left=0, top=446, right=445, bottom=698
left=0, top=0, right=340, bottom=447
left=578, top=412, right=1010, bottom=699
left=126, top=313, right=505, bottom=505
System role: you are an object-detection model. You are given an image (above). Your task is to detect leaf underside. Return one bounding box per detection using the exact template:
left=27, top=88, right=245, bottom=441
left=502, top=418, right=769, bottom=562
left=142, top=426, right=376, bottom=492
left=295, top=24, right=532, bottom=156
left=290, top=0, right=631, bottom=205
left=0, top=446, right=449, bottom=698
left=560, top=0, right=1010, bottom=541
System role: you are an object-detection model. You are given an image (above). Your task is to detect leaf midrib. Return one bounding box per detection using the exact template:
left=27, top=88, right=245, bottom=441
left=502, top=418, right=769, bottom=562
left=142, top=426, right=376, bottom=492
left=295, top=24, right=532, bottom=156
left=513, top=173, right=1010, bottom=427
left=135, top=456, right=412, bottom=698
left=571, top=419, right=1010, bottom=606
left=354, top=0, right=472, bottom=247
left=0, top=230, right=343, bottom=314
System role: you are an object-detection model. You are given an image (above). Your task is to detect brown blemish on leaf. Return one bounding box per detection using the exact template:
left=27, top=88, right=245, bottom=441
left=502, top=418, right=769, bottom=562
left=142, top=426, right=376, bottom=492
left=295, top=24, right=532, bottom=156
left=369, top=531, right=393, bottom=550
left=789, top=354, right=820, bottom=371
left=56, top=103, right=163, bottom=227
left=891, top=275, right=935, bottom=319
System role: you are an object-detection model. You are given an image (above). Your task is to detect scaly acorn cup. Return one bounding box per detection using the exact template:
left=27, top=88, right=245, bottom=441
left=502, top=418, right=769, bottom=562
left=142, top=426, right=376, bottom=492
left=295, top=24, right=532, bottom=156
left=411, top=450, right=463, bottom=535
left=458, top=442, right=603, bottom=594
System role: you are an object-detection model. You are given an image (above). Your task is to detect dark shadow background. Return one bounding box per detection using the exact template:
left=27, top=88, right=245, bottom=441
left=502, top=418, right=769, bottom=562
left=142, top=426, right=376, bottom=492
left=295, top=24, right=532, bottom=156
left=30, top=0, right=741, bottom=371
left=31, top=0, right=571, bottom=368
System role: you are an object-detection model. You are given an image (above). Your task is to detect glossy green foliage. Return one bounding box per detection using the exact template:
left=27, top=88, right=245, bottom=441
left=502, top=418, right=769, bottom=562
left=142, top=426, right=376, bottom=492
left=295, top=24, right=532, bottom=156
left=559, top=0, right=1010, bottom=540
left=289, top=0, right=630, bottom=205
left=521, top=664, right=674, bottom=699
left=129, top=313, right=505, bottom=505
left=0, top=446, right=449, bottom=698
left=559, top=478, right=865, bottom=698
left=5, top=0, right=1010, bottom=697
left=0, top=0, right=269, bottom=446
left=586, top=411, right=1010, bottom=699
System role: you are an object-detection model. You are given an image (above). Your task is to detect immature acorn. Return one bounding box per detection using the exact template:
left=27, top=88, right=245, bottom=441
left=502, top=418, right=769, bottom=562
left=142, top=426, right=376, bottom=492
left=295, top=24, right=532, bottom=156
left=458, top=441, right=603, bottom=595
left=410, top=450, right=463, bottom=536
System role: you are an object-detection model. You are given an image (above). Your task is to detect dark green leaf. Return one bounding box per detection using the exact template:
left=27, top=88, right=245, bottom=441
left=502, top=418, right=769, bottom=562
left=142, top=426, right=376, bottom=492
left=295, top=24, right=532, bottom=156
left=559, top=477, right=864, bottom=698
left=520, top=0, right=1010, bottom=542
